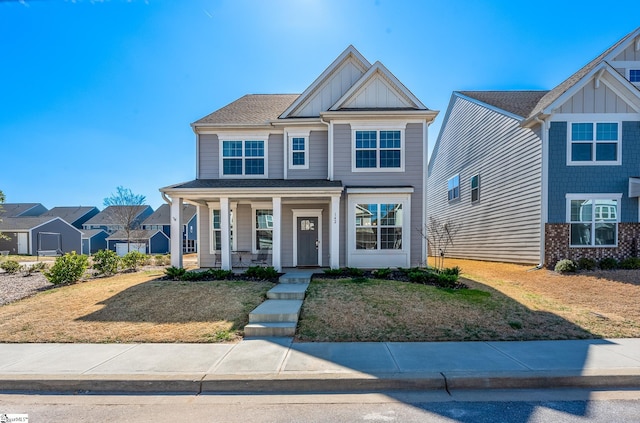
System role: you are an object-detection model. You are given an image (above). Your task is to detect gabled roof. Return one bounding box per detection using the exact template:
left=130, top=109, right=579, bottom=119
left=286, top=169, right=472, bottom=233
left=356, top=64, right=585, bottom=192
left=83, top=205, right=152, bottom=226
left=280, top=45, right=372, bottom=118
left=81, top=229, right=108, bottom=239
left=526, top=26, right=640, bottom=121
left=143, top=203, right=196, bottom=226
left=40, top=206, right=99, bottom=225
left=193, top=94, right=299, bottom=126
left=458, top=91, right=549, bottom=118
left=0, top=216, right=61, bottom=231
left=0, top=203, right=47, bottom=218
left=106, top=229, right=167, bottom=241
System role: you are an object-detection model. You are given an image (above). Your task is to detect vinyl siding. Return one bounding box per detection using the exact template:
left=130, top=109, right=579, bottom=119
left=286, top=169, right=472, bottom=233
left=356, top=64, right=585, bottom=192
left=198, top=134, right=219, bottom=179
left=280, top=203, right=329, bottom=267
left=613, top=44, right=640, bottom=61
left=558, top=84, right=634, bottom=114
left=268, top=134, right=284, bottom=179
left=427, top=95, right=542, bottom=264
left=288, top=130, right=328, bottom=179
left=198, top=205, right=215, bottom=267
left=30, top=220, right=82, bottom=255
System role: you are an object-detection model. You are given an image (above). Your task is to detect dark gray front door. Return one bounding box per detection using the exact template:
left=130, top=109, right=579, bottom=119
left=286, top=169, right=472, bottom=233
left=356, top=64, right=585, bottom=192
left=297, top=217, right=318, bottom=266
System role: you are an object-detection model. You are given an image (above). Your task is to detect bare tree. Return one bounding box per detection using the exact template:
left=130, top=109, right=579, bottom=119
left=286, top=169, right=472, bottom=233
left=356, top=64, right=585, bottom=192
left=419, top=216, right=461, bottom=270
left=103, top=186, right=147, bottom=253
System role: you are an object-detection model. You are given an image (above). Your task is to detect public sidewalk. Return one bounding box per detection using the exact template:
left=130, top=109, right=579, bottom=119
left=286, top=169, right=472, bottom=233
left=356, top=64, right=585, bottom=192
left=1, top=338, right=640, bottom=394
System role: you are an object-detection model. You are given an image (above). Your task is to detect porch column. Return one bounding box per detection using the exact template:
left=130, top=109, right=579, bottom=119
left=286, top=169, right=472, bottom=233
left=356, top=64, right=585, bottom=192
left=330, top=195, right=340, bottom=269
left=170, top=197, right=183, bottom=268
left=272, top=196, right=282, bottom=271
left=220, top=197, right=231, bottom=270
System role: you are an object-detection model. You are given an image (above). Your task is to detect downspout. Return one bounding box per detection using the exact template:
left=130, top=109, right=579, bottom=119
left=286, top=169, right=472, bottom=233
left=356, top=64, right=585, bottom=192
left=534, top=115, right=548, bottom=269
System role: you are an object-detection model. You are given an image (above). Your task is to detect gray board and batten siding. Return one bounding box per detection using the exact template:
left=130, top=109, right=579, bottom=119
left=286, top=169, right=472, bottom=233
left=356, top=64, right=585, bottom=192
left=427, top=94, right=542, bottom=264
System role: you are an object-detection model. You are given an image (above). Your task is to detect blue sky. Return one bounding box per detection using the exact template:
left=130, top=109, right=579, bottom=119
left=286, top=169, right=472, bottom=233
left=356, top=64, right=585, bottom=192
left=1, top=0, right=638, bottom=210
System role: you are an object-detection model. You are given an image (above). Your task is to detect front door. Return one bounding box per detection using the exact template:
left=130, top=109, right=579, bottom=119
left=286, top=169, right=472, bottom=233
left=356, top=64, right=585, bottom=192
left=297, top=217, right=318, bottom=266
left=17, top=233, right=28, bottom=255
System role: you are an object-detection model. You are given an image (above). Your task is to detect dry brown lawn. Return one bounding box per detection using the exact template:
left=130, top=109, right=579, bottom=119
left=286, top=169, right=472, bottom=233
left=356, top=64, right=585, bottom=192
left=296, top=259, right=640, bottom=342
left=0, top=270, right=273, bottom=343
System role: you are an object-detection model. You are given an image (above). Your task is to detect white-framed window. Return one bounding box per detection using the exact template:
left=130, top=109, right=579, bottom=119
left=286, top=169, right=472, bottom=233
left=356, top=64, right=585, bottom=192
left=447, top=174, right=460, bottom=201
left=253, top=209, right=273, bottom=252
left=470, top=174, right=480, bottom=203
left=630, top=69, right=640, bottom=83
left=210, top=208, right=235, bottom=252
left=355, top=203, right=403, bottom=250
left=568, top=122, right=620, bottom=165
left=566, top=194, right=621, bottom=247
left=220, top=138, right=267, bottom=177
left=352, top=129, right=404, bottom=172
left=288, top=135, right=309, bottom=169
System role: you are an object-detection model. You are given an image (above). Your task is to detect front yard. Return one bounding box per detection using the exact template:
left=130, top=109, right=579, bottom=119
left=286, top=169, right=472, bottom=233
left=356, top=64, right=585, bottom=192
left=0, top=257, right=639, bottom=343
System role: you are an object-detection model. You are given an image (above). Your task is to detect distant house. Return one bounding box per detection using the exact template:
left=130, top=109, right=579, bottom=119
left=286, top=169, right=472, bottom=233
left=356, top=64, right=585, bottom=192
left=82, top=205, right=154, bottom=235
left=0, top=217, right=82, bottom=255
left=428, top=27, right=640, bottom=268
left=81, top=229, right=108, bottom=255
left=106, top=229, right=170, bottom=256
left=142, top=203, right=197, bottom=253
left=40, top=206, right=100, bottom=229
left=0, top=203, right=48, bottom=218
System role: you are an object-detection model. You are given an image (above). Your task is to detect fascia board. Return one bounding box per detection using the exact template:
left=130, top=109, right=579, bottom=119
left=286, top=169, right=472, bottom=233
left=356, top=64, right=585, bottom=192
left=161, top=186, right=344, bottom=199
left=280, top=45, right=372, bottom=119
left=321, top=110, right=438, bottom=122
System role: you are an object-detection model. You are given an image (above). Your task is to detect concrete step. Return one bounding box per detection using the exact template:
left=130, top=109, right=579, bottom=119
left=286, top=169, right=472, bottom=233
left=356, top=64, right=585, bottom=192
left=244, top=322, right=297, bottom=337
left=279, top=271, right=314, bottom=284
left=267, top=283, right=309, bottom=300
left=249, top=300, right=303, bottom=323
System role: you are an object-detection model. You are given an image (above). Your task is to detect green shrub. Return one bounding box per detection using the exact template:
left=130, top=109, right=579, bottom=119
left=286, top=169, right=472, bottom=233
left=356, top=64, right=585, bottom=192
left=121, top=251, right=147, bottom=271
left=44, top=252, right=88, bottom=285
left=92, top=249, right=120, bottom=276
left=372, top=268, right=391, bottom=279
left=599, top=257, right=618, bottom=270
left=244, top=266, right=278, bottom=280
left=619, top=257, right=640, bottom=269
left=436, top=273, right=459, bottom=289
left=577, top=257, right=597, bottom=271
left=346, top=267, right=363, bottom=277
left=408, top=270, right=438, bottom=284
left=0, top=260, right=21, bottom=274
left=205, top=268, right=233, bottom=280
left=24, top=261, right=48, bottom=276
left=441, top=266, right=461, bottom=276
left=554, top=259, right=577, bottom=273
left=323, top=268, right=344, bottom=276
left=180, top=270, right=205, bottom=281
left=165, top=266, right=186, bottom=280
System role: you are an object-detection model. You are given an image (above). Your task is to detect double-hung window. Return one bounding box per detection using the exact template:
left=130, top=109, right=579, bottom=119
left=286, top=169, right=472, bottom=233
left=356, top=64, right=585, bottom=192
left=222, top=139, right=266, bottom=176
left=569, top=122, right=619, bottom=165
left=288, top=135, right=309, bottom=169
left=447, top=174, right=460, bottom=201
left=211, top=209, right=234, bottom=252
left=353, top=129, right=403, bottom=170
left=567, top=194, right=620, bottom=247
left=470, top=174, right=480, bottom=203
left=355, top=203, right=403, bottom=250
left=255, top=209, right=273, bottom=251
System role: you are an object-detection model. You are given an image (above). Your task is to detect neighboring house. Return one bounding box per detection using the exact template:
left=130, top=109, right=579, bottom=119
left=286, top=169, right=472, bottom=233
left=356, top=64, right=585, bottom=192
left=0, top=203, right=48, bottom=218
left=428, top=27, right=640, bottom=268
left=106, top=229, right=170, bottom=256
left=81, top=229, right=108, bottom=255
left=142, top=203, right=198, bottom=253
left=161, top=45, right=438, bottom=270
left=0, top=217, right=82, bottom=255
left=40, top=206, right=100, bottom=229
left=82, top=205, right=154, bottom=235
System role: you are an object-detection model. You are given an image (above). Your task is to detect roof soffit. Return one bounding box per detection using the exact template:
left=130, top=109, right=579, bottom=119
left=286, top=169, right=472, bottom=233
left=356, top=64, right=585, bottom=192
left=279, top=45, right=371, bottom=118
left=329, top=61, right=427, bottom=111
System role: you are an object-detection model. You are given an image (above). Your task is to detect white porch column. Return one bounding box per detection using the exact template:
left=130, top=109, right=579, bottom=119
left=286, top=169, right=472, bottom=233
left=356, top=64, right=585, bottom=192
left=220, top=197, right=231, bottom=270
left=330, top=195, right=340, bottom=269
left=170, top=197, right=183, bottom=268
left=272, top=196, right=282, bottom=271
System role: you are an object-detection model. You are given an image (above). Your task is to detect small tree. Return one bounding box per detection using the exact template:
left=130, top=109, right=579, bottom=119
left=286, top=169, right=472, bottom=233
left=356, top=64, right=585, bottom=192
left=103, top=186, right=147, bottom=253
left=420, top=216, right=461, bottom=270
left=0, top=189, right=8, bottom=241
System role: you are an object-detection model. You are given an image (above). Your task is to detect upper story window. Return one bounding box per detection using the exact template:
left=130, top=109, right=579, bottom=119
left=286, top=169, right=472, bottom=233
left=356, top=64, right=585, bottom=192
left=447, top=174, right=460, bottom=201
left=288, top=136, right=308, bottom=169
left=221, top=139, right=267, bottom=177
left=630, top=69, right=640, bottom=83
left=353, top=129, right=403, bottom=171
left=567, top=194, right=620, bottom=247
left=470, top=174, right=480, bottom=203
left=568, top=122, right=620, bottom=165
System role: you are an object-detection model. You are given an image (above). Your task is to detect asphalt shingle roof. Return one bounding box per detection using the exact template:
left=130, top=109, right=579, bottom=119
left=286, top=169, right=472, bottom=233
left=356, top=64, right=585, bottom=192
left=106, top=229, right=163, bottom=241
left=0, top=203, right=45, bottom=218
left=143, top=204, right=196, bottom=226
left=83, top=206, right=151, bottom=226
left=458, top=91, right=549, bottom=118
left=0, top=217, right=58, bottom=231
left=80, top=229, right=107, bottom=238
left=40, top=207, right=98, bottom=225
left=193, top=94, right=300, bottom=126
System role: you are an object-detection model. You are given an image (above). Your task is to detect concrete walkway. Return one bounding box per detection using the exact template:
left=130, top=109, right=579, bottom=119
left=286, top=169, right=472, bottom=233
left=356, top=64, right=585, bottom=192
left=1, top=338, right=639, bottom=394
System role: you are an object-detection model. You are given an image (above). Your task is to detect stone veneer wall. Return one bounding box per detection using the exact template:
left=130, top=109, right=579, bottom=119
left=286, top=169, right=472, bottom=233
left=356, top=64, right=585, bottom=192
left=545, top=223, right=640, bottom=268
